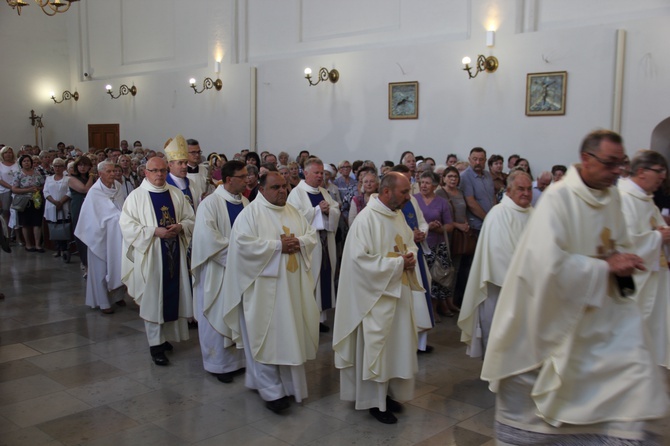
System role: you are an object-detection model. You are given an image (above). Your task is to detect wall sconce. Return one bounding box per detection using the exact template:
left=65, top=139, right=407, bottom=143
left=105, top=84, right=137, bottom=99
left=50, top=90, right=79, bottom=104
left=461, top=55, right=499, bottom=79
left=304, top=67, right=339, bottom=86
left=189, top=77, right=222, bottom=94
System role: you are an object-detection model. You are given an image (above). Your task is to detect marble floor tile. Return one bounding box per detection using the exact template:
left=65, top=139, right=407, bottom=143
left=0, top=357, right=44, bottom=382
left=107, top=388, right=202, bottom=424
left=251, top=405, right=348, bottom=445
left=0, top=374, right=66, bottom=405
left=151, top=403, right=250, bottom=442
left=0, top=342, right=41, bottom=363
left=65, top=375, right=154, bottom=407
left=303, top=424, right=414, bottom=446
left=36, top=406, right=139, bottom=445
left=0, top=414, right=20, bottom=434
left=23, top=332, right=94, bottom=354
left=78, top=423, right=184, bottom=446
left=0, top=426, right=65, bottom=446
left=45, top=360, right=125, bottom=388
left=25, top=345, right=101, bottom=372
left=408, top=393, right=485, bottom=421
left=0, top=392, right=91, bottom=427
left=457, top=407, right=496, bottom=438
left=414, top=425, right=493, bottom=446
left=195, top=425, right=291, bottom=446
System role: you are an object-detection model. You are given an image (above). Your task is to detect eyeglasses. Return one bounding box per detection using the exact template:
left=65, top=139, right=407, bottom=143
left=189, top=151, right=202, bottom=155
left=645, top=167, right=667, bottom=175
left=585, top=152, right=626, bottom=170
left=231, top=174, right=247, bottom=179
left=340, top=165, right=351, bottom=169
left=146, top=169, right=168, bottom=174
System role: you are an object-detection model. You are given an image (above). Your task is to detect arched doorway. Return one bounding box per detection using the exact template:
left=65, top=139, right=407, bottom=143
left=650, top=117, right=670, bottom=158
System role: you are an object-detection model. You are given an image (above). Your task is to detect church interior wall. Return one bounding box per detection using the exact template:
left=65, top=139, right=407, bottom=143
left=0, top=0, right=668, bottom=172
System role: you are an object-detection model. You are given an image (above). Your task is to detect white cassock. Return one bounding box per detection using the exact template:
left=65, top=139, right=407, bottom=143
left=457, top=194, right=532, bottom=358
left=287, top=180, right=341, bottom=320
left=619, top=178, right=670, bottom=369
left=120, top=180, right=195, bottom=346
left=333, top=195, right=422, bottom=411
left=74, top=180, right=125, bottom=310
left=191, top=186, right=247, bottom=374
left=187, top=166, right=209, bottom=204
left=221, top=193, right=319, bottom=402
left=481, top=165, right=668, bottom=443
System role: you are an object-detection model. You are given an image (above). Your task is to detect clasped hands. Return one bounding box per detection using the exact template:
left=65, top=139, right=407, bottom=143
left=281, top=234, right=300, bottom=254
left=154, top=224, right=182, bottom=239
left=318, top=200, right=330, bottom=215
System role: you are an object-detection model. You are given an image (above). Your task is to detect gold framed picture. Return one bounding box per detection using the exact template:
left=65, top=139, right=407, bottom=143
left=525, top=71, right=567, bottom=116
left=389, top=81, right=419, bottom=119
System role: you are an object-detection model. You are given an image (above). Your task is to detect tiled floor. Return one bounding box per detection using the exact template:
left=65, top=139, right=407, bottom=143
left=0, top=247, right=667, bottom=445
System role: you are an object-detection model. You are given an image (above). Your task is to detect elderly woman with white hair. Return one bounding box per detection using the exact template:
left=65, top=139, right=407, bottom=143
left=44, top=158, right=71, bottom=257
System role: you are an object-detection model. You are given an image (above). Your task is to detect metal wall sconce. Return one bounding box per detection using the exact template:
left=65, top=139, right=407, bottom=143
left=6, top=0, right=79, bottom=16
left=304, top=67, right=339, bottom=86
left=50, top=90, right=79, bottom=104
left=461, top=55, right=499, bottom=79
left=189, top=77, right=222, bottom=94
left=105, top=84, right=137, bottom=99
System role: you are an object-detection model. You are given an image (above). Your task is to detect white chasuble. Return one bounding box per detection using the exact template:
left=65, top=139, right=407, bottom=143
left=333, top=195, right=423, bottom=385
left=119, top=180, right=195, bottom=324
left=221, top=193, right=319, bottom=366
left=619, top=178, right=670, bottom=368
left=287, top=180, right=341, bottom=312
left=458, top=194, right=532, bottom=357
left=481, top=165, right=668, bottom=427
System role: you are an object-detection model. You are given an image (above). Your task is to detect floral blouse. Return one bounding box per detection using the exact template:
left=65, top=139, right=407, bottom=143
left=12, top=169, right=45, bottom=191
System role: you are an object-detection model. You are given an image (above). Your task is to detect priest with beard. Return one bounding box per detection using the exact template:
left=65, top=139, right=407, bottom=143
left=221, top=172, right=319, bottom=413
left=120, top=155, right=195, bottom=366
left=191, top=160, right=248, bottom=383
left=333, top=172, right=423, bottom=425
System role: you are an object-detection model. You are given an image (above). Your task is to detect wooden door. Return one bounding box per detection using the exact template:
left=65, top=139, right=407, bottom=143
left=88, top=124, right=119, bottom=151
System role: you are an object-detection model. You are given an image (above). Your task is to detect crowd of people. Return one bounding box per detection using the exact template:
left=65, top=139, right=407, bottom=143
left=1, top=129, right=669, bottom=444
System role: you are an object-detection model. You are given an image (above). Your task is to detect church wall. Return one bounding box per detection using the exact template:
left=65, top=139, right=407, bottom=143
left=0, top=0, right=668, bottom=172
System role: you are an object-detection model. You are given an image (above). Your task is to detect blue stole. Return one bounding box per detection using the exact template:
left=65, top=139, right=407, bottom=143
left=166, top=175, right=194, bottom=209
left=149, top=191, right=180, bottom=322
left=401, top=200, right=434, bottom=326
left=307, top=191, right=333, bottom=310
left=225, top=201, right=244, bottom=226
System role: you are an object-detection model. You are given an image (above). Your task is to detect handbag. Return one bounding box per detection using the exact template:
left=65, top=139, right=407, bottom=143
left=48, top=211, right=71, bottom=241
left=11, top=194, right=30, bottom=211
left=428, top=233, right=455, bottom=289
left=450, top=228, right=478, bottom=256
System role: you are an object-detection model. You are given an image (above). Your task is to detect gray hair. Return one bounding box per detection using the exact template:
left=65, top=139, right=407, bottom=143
left=507, top=169, right=532, bottom=188
left=630, top=149, right=668, bottom=177
left=304, top=157, right=324, bottom=172
left=97, top=160, right=116, bottom=172
left=419, top=170, right=440, bottom=186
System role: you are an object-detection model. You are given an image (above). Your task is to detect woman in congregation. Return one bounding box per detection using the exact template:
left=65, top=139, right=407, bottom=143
left=43, top=158, right=71, bottom=257
left=287, top=161, right=302, bottom=188
left=0, top=147, right=19, bottom=239
left=117, top=154, right=136, bottom=197
left=68, top=156, right=95, bottom=276
left=488, top=154, right=507, bottom=202
left=347, top=170, right=379, bottom=226
left=415, top=170, right=454, bottom=320
left=11, top=155, right=46, bottom=252
left=514, top=157, right=533, bottom=180
left=436, top=166, right=469, bottom=313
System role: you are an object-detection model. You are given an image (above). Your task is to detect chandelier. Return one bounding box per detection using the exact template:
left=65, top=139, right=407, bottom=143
left=6, top=0, right=79, bottom=16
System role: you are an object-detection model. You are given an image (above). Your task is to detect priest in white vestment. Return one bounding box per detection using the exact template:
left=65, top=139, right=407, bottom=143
left=75, top=161, right=126, bottom=314
left=120, top=156, right=195, bottom=366
left=287, top=158, right=340, bottom=331
left=618, top=149, right=670, bottom=369
left=192, top=160, right=248, bottom=383
left=481, top=131, right=668, bottom=444
left=334, top=172, right=423, bottom=425
left=458, top=170, right=533, bottom=358
left=222, top=172, right=319, bottom=413
left=186, top=138, right=210, bottom=200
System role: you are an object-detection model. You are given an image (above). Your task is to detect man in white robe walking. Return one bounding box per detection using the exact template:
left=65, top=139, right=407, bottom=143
left=166, top=135, right=202, bottom=211
left=619, top=149, right=670, bottom=369
left=287, top=158, right=340, bottom=332
left=75, top=161, right=126, bottom=314
left=120, top=155, right=195, bottom=366
left=458, top=170, right=533, bottom=358
left=481, top=130, right=669, bottom=444
left=222, top=172, right=319, bottom=413
left=334, top=172, right=423, bottom=425
left=192, top=160, right=248, bottom=383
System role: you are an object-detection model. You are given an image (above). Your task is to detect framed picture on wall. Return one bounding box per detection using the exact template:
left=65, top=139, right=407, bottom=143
left=525, top=71, right=567, bottom=116
left=389, top=81, right=419, bottom=119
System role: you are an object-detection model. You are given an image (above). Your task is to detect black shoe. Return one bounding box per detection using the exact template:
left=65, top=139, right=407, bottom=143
left=369, top=407, right=397, bottom=424
left=188, top=320, right=198, bottom=329
left=386, top=396, right=403, bottom=413
left=417, top=345, right=434, bottom=354
left=234, top=367, right=246, bottom=376
left=116, top=299, right=127, bottom=307
left=265, top=396, right=290, bottom=413
left=162, top=341, right=173, bottom=352
left=151, top=351, right=169, bottom=366
left=0, top=228, right=9, bottom=253
left=213, top=372, right=235, bottom=383
left=319, top=323, right=330, bottom=333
